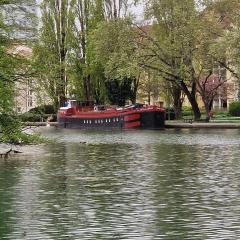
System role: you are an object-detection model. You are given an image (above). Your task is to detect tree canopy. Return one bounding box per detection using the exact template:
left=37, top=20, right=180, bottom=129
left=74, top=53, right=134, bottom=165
left=1, top=0, right=240, bottom=133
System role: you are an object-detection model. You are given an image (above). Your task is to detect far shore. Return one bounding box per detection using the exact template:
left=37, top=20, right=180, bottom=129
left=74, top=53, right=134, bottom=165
left=165, top=121, right=240, bottom=129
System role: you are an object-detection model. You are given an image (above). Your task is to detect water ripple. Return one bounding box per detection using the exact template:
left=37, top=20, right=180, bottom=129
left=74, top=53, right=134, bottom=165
left=0, top=128, right=240, bottom=239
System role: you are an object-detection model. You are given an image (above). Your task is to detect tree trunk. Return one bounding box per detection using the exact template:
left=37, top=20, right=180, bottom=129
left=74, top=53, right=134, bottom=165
left=148, top=92, right=151, bottom=105
left=203, top=101, right=210, bottom=122
left=180, top=80, right=201, bottom=121
left=203, top=99, right=213, bottom=122
left=83, top=75, right=91, bottom=101
left=130, top=76, right=139, bottom=104
left=189, top=95, right=201, bottom=120
left=172, top=86, right=182, bottom=119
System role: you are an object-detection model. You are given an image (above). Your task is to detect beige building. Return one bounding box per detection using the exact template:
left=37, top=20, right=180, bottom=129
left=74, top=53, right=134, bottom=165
left=15, top=78, right=38, bottom=113
left=9, top=45, right=39, bottom=113
left=211, top=64, right=238, bottom=111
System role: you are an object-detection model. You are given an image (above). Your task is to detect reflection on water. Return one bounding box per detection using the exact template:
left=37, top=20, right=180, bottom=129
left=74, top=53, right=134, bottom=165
left=0, top=128, right=240, bottom=239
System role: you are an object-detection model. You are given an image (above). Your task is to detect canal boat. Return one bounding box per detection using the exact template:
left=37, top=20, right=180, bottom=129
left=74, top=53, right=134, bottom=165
left=57, top=100, right=165, bottom=129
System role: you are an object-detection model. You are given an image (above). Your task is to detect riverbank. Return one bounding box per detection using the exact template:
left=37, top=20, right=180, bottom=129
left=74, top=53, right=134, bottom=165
left=165, top=121, right=240, bottom=129
left=24, top=121, right=240, bottom=129
left=23, top=122, right=58, bottom=127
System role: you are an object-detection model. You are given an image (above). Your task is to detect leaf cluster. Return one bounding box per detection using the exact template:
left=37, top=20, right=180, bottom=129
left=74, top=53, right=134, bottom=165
left=92, top=18, right=139, bottom=81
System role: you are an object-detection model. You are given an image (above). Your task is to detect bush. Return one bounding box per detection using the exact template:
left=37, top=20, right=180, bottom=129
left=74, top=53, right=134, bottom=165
left=213, top=112, right=230, bottom=118
left=182, top=111, right=193, bottom=116
left=29, top=105, right=56, bottom=114
left=19, top=113, right=57, bottom=122
left=0, top=113, right=45, bottom=144
left=229, top=101, right=240, bottom=116
left=165, top=108, right=175, bottom=120
left=182, top=106, right=193, bottom=117
left=182, top=106, right=192, bottom=112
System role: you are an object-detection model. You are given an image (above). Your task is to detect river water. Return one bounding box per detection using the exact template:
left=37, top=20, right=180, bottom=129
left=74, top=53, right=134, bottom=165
left=0, top=128, right=240, bottom=239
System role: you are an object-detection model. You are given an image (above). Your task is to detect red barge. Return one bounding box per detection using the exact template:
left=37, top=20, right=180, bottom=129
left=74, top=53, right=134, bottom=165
left=57, top=100, right=165, bottom=129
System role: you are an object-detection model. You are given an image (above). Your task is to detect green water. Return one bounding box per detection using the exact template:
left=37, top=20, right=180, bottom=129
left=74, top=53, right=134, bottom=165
left=0, top=128, right=240, bottom=239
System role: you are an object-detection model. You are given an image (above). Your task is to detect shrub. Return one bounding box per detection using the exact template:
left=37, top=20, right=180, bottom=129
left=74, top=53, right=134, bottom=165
left=19, top=113, right=57, bottom=122
left=165, top=108, right=175, bottom=120
left=0, top=113, right=45, bottom=144
left=182, top=106, right=192, bottom=112
left=29, top=105, right=56, bottom=114
left=182, top=106, right=193, bottom=117
left=229, top=101, right=240, bottom=116
left=182, top=111, right=193, bottom=116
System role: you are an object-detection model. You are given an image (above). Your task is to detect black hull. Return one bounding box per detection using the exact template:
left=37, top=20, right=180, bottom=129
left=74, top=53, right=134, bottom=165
left=58, top=111, right=165, bottom=129
left=140, top=111, right=165, bottom=129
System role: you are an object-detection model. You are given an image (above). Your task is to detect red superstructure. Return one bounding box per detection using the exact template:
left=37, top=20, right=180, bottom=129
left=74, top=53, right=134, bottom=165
left=57, top=100, right=165, bottom=129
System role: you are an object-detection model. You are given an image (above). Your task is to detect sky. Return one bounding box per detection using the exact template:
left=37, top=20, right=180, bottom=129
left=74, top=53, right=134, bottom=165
left=129, top=1, right=145, bottom=22
left=36, top=0, right=145, bottom=22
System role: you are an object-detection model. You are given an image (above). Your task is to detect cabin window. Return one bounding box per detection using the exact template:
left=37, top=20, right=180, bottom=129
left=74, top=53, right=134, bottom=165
left=101, top=120, right=103, bottom=124
left=84, top=120, right=85, bottom=124
left=116, top=118, right=119, bottom=122
left=89, top=120, right=92, bottom=124
left=105, top=119, right=108, bottom=123
left=113, top=118, right=115, bottom=122
left=95, top=120, right=97, bottom=124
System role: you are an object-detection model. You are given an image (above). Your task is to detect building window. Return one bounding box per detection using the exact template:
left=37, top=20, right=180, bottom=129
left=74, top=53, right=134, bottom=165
left=27, top=96, right=33, bottom=107
left=213, top=63, right=226, bottom=80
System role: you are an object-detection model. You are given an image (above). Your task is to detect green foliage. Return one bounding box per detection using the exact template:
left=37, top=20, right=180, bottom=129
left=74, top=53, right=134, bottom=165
left=182, top=111, right=193, bottom=117
left=19, top=113, right=57, bottom=122
left=92, top=18, right=139, bottom=80
left=105, top=78, right=134, bottom=106
left=229, top=101, right=240, bottom=116
left=90, top=18, right=141, bottom=104
left=0, top=0, right=39, bottom=144
left=212, top=111, right=230, bottom=118
left=140, top=0, right=203, bottom=120
left=32, top=0, right=74, bottom=108
left=0, top=114, right=44, bottom=144
left=19, top=113, right=43, bottom=122
left=165, top=108, right=175, bottom=120
left=182, top=106, right=192, bottom=112
left=28, top=105, right=56, bottom=114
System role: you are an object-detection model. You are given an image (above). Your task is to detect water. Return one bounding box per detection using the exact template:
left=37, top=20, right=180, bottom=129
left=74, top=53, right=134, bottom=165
left=0, top=128, right=240, bottom=239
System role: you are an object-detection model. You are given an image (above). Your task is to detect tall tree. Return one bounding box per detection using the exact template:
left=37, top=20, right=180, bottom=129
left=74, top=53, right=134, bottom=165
left=195, top=0, right=240, bottom=115
left=209, top=0, right=240, bottom=80
left=92, top=18, right=141, bottom=105
left=139, top=0, right=203, bottom=120
left=34, top=0, right=73, bottom=108
left=103, top=0, right=128, bottom=19
left=197, top=74, right=228, bottom=119
left=69, top=0, right=105, bottom=102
